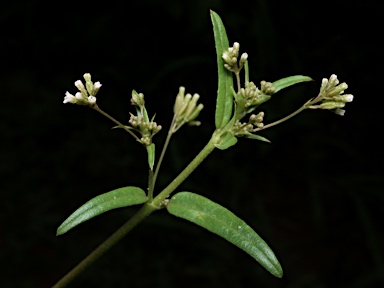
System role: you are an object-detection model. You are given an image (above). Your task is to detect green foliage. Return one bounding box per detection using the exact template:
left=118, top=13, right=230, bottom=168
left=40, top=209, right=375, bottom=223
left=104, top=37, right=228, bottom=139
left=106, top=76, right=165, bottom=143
left=272, top=75, right=313, bottom=94
left=211, top=10, right=234, bottom=129
left=167, top=192, right=283, bottom=278
left=54, top=9, right=353, bottom=288
left=213, top=130, right=238, bottom=150
left=56, top=187, right=147, bottom=235
left=146, top=143, right=155, bottom=170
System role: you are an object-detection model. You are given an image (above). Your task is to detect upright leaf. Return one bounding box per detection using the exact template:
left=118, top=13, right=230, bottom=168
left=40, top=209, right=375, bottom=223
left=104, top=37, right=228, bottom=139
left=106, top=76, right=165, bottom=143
left=272, top=75, right=313, bottom=94
left=147, top=143, right=155, bottom=170
left=167, top=192, right=283, bottom=278
left=57, top=186, right=147, bottom=235
left=210, top=10, right=234, bottom=129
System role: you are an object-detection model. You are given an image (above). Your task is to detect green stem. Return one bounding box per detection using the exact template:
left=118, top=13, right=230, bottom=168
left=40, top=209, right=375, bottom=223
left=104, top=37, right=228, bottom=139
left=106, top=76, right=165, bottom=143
left=53, top=138, right=216, bottom=287
left=149, top=117, right=177, bottom=199
left=92, top=105, right=141, bottom=142
left=235, top=71, right=241, bottom=92
left=152, top=139, right=216, bottom=206
left=147, top=168, right=155, bottom=201
left=52, top=203, right=157, bottom=288
left=254, top=105, right=306, bottom=132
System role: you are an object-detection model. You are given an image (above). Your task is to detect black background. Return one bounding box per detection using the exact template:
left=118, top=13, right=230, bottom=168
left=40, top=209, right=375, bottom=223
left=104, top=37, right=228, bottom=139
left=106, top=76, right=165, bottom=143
left=1, top=0, right=383, bottom=287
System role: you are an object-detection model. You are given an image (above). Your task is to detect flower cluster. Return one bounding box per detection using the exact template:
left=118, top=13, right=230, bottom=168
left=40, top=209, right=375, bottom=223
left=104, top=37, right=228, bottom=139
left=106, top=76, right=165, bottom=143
left=236, top=81, right=275, bottom=108
left=64, top=73, right=102, bottom=107
left=173, top=86, right=204, bottom=128
left=128, top=90, right=162, bottom=146
left=232, top=112, right=265, bottom=135
left=222, top=42, right=248, bottom=73
left=308, top=74, right=353, bottom=116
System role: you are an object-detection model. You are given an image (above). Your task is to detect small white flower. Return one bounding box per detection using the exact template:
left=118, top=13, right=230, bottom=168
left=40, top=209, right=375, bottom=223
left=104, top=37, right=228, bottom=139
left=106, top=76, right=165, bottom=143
left=334, top=108, right=346, bottom=116
left=94, top=82, right=102, bottom=89
left=63, top=92, right=77, bottom=104
left=88, top=96, right=97, bottom=104
left=342, top=94, right=354, bottom=102
left=74, top=80, right=85, bottom=91
left=222, top=51, right=231, bottom=63
left=329, top=74, right=339, bottom=85
left=75, top=92, right=83, bottom=100
left=240, top=53, right=248, bottom=63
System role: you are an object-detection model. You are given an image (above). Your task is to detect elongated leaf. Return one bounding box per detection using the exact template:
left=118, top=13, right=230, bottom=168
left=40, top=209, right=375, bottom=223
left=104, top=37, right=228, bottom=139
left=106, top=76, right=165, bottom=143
left=57, top=187, right=147, bottom=235
left=211, top=10, right=234, bottom=129
left=147, top=143, right=155, bottom=170
left=242, top=133, right=271, bottom=143
left=272, top=75, right=313, bottom=94
left=167, top=192, right=283, bottom=278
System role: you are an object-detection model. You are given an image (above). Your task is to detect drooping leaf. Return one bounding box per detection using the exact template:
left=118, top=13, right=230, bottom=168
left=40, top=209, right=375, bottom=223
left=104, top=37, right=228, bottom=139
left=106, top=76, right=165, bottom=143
left=272, top=75, right=313, bottom=94
left=211, top=10, right=234, bottom=129
left=147, top=143, right=155, bottom=170
left=167, top=192, right=283, bottom=278
left=57, top=187, right=147, bottom=235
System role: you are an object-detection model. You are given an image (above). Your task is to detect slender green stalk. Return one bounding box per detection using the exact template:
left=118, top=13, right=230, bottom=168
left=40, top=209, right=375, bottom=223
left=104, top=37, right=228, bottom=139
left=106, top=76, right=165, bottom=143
left=235, top=71, right=241, bottom=92
left=244, top=61, right=249, bottom=83
left=254, top=105, right=306, bottom=132
left=92, top=105, right=141, bottom=142
left=52, top=203, right=157, bottom=288
left=152, top=139, right=216, bottom=206
left=149, top=116, right=177, bottom=199
left=147, top=169, right=155, bottom=201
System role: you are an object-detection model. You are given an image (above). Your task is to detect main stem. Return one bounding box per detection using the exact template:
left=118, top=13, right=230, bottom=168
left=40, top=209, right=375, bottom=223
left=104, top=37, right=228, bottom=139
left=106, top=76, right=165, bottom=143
left=52, top=139, right=216, bottom=288
left=152, top=139, right=216, bottom=206
left=52, top=203, right=156, bottom=288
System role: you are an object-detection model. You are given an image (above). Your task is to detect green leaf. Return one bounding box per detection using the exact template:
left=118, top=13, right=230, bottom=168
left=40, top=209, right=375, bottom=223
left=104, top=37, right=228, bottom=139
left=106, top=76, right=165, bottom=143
left=147, top=143, right=155, bottom=170
left=214, top=131, right=238, bottom=150
left=211, top=10, right=234, bottom=129
left=242, top=133, right=271, bottom=143
left=272, top=75, right=313, bottom=94
left=57, top=187, right=147, bottom=235
left=167, top=192, right=283, bottom=278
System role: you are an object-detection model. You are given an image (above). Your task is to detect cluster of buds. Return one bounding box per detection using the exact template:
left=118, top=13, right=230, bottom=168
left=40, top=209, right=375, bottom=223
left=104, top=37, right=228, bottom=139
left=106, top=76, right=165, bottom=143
left=238, top=81, right=273, bottom=108
left=249, top=112, right=264, bottom=129
left=128, top=90, right=162, bottom=146
left=229, top=111, right=269, bottom=143
left=308, top=74, right=353, bottom=116
left=63, top=73, right=102, bottom=107
left=222, top=42, right=248, bottom=73
left=232, top=111, right=265, bottom=135
left=173, top=86, right=204, bottom=128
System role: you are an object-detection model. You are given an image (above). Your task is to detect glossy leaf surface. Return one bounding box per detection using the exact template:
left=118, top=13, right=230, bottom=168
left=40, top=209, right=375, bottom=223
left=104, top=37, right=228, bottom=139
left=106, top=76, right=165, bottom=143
left=272, top=75, right=313, bottom=94
left=167, top=192, right=283, bottom=278
left=211, top=10, right=234, bottom=129
left=57, top=187, right=147, bottom=235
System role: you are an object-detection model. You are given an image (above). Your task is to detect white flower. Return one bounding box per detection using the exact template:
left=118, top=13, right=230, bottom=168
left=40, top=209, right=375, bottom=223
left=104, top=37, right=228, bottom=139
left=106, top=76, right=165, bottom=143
left=75, top=92, right=83, bottom=100
left=342, top=94, right=354, bottom=102
left=240, top=53, right=248, bottom=63
left=334, top=108, right=346, bottom=116
left=94, top=82, right=102, bottom=89
left=74, top=80, right=85, bottom=91
left=88, top=96, right=97, bottom=104
left=63, top=92, right=78, bottom=104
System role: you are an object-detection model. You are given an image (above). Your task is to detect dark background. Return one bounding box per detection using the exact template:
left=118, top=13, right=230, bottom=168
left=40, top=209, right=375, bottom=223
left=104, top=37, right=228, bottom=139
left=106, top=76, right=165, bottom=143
left=1, top=0, right=383, bottom=287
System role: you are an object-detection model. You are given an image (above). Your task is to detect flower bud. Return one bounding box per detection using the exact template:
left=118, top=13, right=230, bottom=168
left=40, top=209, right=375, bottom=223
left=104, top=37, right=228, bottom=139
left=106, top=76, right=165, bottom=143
left=334, top=108, right=346, bottom=116
left=92, top=81, right=102, bottom=96
left=63, top=92, right=77, bottom=104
